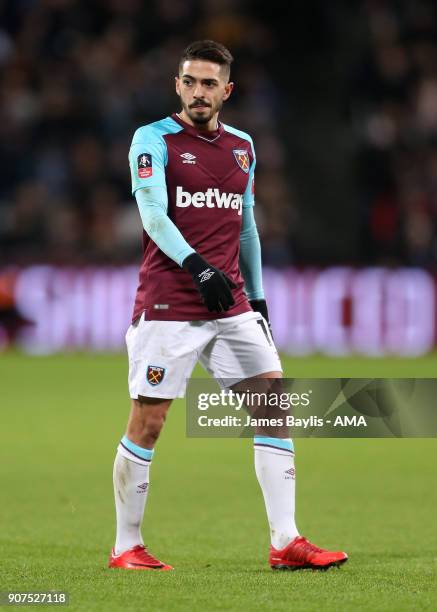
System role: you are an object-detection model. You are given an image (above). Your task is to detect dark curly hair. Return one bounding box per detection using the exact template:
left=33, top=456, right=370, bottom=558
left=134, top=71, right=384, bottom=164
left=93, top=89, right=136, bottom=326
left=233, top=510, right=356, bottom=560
left=179, top=40, right=234, bottom=78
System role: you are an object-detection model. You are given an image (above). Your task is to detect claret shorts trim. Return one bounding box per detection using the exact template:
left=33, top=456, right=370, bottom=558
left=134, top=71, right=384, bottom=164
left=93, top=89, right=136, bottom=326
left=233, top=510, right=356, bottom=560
left=125, top=311, right=282, bottom=399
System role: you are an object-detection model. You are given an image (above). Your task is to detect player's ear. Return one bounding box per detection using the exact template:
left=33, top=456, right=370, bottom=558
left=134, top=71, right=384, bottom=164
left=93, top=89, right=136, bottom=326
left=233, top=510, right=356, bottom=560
left=223, top=81, right=234, bottom=101
left=175, top=76, right=181, bottom=96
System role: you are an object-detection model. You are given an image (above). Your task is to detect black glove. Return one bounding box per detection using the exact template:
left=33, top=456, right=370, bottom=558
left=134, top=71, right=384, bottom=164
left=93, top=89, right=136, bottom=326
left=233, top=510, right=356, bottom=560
left=250, top=299, right=273, bottom=336
left=183, top=252, right=237, bottom=313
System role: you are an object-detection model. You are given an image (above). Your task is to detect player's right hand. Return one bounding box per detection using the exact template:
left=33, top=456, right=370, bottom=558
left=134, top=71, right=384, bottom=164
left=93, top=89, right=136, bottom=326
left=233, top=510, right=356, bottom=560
left=182, top=252, right=237, bottom=312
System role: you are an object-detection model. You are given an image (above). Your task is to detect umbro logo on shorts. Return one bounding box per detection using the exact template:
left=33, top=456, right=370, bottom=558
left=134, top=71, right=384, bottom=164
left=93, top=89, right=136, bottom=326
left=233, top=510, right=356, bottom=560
left=147, top=365, right=165, bottom=386
left=176, top=186, right=243, bottom=216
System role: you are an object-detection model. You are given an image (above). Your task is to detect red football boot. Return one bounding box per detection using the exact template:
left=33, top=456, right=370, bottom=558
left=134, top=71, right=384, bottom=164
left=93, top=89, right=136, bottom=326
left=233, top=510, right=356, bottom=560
left=269, top=536, right=348, bottom=570
left=109, top=545, right=173, bottom=571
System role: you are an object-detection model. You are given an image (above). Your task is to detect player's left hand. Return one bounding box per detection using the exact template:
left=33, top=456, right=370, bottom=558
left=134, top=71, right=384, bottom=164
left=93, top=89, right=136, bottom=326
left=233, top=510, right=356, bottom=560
left=183, top=252, right=237, bottom=313
left=249, top=299, right=273, bottom=336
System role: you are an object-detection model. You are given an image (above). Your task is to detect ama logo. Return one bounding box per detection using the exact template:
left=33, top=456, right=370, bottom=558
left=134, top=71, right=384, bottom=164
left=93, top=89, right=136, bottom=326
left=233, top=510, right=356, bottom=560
left=137, top=153, right=152, bottom=178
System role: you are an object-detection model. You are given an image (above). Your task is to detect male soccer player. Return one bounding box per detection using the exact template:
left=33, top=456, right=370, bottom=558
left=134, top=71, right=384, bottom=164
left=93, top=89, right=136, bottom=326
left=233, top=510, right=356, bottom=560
left=109, top=40, right=348, bottom=571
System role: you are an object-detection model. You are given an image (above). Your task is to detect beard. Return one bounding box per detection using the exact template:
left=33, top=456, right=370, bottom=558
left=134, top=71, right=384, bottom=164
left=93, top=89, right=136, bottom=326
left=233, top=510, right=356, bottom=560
left=183, top=99, right=223, bottom=125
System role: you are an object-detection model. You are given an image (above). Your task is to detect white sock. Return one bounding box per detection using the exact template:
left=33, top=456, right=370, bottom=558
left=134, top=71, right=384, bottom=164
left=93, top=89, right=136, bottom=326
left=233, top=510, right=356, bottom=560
left=254, top=436, right=299, bottom=550
left=113, top=435, right=154, bottom=555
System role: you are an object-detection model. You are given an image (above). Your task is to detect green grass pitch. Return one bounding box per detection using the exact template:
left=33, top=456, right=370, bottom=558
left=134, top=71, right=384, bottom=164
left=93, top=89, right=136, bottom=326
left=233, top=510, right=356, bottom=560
left=1, top=352, right=437, bottom=611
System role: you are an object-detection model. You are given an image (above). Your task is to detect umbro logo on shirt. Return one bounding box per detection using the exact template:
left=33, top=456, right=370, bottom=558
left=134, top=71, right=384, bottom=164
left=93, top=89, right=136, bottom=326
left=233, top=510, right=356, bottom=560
left=180, top=152, right=196, bottom=164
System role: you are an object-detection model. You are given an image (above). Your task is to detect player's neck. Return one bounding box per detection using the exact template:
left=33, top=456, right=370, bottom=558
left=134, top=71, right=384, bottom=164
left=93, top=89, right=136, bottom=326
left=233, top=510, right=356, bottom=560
left=177, top=110, right=219, bottom=133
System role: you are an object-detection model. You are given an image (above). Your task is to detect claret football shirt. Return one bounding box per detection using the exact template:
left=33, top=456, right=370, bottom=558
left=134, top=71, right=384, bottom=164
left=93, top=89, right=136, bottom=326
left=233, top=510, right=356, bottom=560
left=129, top=113, right=256, bottom=321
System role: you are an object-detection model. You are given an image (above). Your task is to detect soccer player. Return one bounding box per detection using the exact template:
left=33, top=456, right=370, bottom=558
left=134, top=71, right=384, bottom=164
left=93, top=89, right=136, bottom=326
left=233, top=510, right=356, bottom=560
left=109, top=40, right=348, bottom=571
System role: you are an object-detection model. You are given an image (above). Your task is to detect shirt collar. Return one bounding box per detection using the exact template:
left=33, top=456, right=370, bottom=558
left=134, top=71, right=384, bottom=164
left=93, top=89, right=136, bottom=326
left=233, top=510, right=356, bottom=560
left=171, top=112, right=224, bottom=141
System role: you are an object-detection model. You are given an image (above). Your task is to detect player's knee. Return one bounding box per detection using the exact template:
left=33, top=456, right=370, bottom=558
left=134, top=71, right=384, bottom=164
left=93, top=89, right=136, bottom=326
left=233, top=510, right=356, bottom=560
left=127, top=416, right=164, bottom=447
left=127, top=398, right=169, bottom=447
left=144, top=416, right=165, bottom=444
left=140, top=408, right=168, bottom=444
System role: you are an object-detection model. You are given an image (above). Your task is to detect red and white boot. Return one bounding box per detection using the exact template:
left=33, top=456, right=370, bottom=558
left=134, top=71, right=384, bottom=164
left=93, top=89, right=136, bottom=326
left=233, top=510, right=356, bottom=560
left=269, top=536, right=348, bottom=570
left=109, top=544, right=173, bottom=571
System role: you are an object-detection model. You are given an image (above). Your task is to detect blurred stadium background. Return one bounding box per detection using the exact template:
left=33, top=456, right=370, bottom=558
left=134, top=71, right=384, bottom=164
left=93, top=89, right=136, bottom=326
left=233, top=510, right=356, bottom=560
left=2, top=3, right=437, bottom=610
left=1, top=0, right=437, bottom=357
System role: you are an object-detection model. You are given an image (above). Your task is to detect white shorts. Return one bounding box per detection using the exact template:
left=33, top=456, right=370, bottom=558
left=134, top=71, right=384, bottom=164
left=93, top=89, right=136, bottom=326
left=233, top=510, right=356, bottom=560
left=125, top=311, right=282, bottom=399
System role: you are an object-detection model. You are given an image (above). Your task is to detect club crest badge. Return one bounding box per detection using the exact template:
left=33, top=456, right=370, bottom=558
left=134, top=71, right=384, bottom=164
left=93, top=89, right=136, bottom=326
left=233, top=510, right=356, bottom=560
left=233, top=149, right=250, bottom=173
left=147, top=365, right=165, bottom=386
left=137, top=153, right=152, bottom=178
